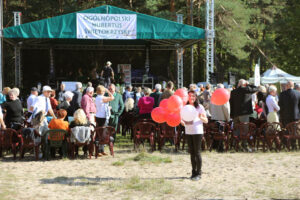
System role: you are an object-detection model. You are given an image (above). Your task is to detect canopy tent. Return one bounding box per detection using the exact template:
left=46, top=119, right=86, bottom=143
left=1, top=5, right=206, bottom=89
left=3, top=5, right=205, bottom=49
left=261, top=67, right=300, bottom=84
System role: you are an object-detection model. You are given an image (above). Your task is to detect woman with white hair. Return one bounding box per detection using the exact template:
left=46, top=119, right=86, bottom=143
left=1, top=89, right=24, bottom=129
left=57, top=91, right=74, bottom=118
left=266, top=85, right=280, bottom=123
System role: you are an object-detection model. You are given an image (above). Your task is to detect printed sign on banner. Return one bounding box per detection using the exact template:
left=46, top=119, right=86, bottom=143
left=118, top=64, right=131, bottom=85
left=77, top=13, right=137, bottom=39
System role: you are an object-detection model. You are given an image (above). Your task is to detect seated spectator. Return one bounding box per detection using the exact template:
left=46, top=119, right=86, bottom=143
left=69, top=109, right=90, bottom=156
left=0, top=106, right=6, bottom=129
left=1, top=88, right=23, bottom=130
left=138, top=88, right=154, bottom=119
left=0, top=87, right=10, bottom=104
left=57, top=91, right=74, bottom=118
left=48, top=109, right=69, bottom=131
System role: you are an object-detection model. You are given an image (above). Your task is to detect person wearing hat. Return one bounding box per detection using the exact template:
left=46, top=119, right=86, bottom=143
left=26, top=87, right=39, bottom=118
left=100, top=61, right=114, bottom=88
left=30, top=85, right=56, bottom=121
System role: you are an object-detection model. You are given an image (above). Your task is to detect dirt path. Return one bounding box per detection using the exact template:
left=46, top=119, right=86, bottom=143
left=1, top=151, right=300, bottom=200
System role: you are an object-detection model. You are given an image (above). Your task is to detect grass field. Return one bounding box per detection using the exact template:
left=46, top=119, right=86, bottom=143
left=0, top=134, right=300, bottom=200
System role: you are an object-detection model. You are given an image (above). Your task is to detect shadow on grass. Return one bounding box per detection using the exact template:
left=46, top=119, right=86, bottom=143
left=40, top=176, right=188, bottom=186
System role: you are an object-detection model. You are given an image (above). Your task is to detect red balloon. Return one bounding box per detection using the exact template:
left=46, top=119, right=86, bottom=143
left=151, top=107, right=167, bottom=123
left=159, top=99, right=169, bottom=110
left=211, top=88, right=230, bottom=105
left=166, top=112, right=181, bottom=127
left=167, top=95, right=183, bottom=112
left=174, top=88, right=188, bottom=104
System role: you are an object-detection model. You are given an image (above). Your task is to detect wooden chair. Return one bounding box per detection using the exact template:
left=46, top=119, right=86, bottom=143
left=257, top=122, right=282, bottom=152
left=19, top=128, right=41, bottom=160
left=133, top=121, right=156, bottom=151
left=284, top=121, right=300, bottom=151
left=120, top=111, right=136, bottom=138
left=231, top=122, right=256, bottom=152
left=44, top=129, right=68, bottom=160
left=70, top=126, right=94, bottom=159
left=0, top=128, right=22, bottom=159
left=157, top=123, right=179, bottom=151
left=94, top=126, right=115, bottom=158
left=206, top=121, right=231, bottom=152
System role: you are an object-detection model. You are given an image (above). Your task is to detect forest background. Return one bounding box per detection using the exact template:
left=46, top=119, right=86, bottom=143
left=2, top=0, right=299, bottom=87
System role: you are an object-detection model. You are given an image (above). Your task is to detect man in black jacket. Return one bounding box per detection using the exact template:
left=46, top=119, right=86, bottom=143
left=279, top=81, right=300, bottom=126
left=230, top=79, right=258, bottom=124
left=70, top=82, right=83, bottom=116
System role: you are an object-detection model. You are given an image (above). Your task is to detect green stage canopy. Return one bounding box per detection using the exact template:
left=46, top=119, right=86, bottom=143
left=3, top=5, right=205, bottom=40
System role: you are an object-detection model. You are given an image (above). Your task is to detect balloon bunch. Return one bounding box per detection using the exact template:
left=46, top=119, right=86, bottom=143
left=151, top=88, right=188, bottom=127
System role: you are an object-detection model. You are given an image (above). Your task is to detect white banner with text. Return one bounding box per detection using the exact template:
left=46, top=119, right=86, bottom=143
left=76, top=13, right=137, bottom=39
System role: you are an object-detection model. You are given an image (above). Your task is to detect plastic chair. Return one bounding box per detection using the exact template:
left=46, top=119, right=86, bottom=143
left=0, top=128, right=21, bottom=159
left=231, top=122, right=256, bottom=152
left=257, top=122, right=282, bottom=152
left=19, top=128, right=41, bottom=160
left=94, top=126, right=115, bottom=158
left=206, top=121, right=231, bottom=152
left=44, top=129, right=68, bottom=160
left=133, top=122, right=156, bottom=151
left=284, top=121, right=300, bottom=151
left=70, top=126, right=94, bottom=159
left=158, top=123, right=179, bottom=151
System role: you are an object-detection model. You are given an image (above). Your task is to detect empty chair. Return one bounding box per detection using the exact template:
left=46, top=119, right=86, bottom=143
left=0, top=128, right=21, bottom=159
left=158, top=123, right=179, bottom=151
left=206, top=121, right=231, bottom=152
left=133, top=121, right=156, bottom=151
left=284, top=121, right=300, bottom=151
left=257, top=122, right=282, bottom=152
left=94, top=126, right=115, bottom=158
left=231, top=122, right=256, bottom=152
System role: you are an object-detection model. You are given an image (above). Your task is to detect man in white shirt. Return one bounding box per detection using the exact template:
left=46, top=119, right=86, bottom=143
left=27, top=87, right=38, bottom=117
left=30, top=85, right=56, bottom=119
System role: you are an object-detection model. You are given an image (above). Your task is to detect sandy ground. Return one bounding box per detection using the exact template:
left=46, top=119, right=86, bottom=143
left=0, top=149, right=300, bottom=200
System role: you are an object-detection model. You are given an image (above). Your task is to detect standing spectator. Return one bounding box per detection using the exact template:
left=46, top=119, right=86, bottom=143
left=81, top=87, right=96, bottom=125
left=0, top=87, right=10, bottom=104
left=95, top=85, right=114, bottom=156
left=70, top=82, right=83, bottom=115
left=50, top=90, right=58, bottom=112
left=294, top=83, right=300, bottom=92
left=181, top=90, right=208, bottom=181
left=83, top=82, right=93, bottom=95
left=279, top=81, right=300, bottom=126
left=159, top=81, right=174, bottom=102
left=122, top=85, right=134, bottom=102
left=0, top=106, right=6, bottom=129
left=1, top=89, right=24, bottom=129
left=266, top=85, right=280, bottom=123
left=138, top=88, right=154, bottom=119
left=256, top=86, right=268, bottom=119
left=100, top=61, right=114, bottom=88
left=150, top=84, right=162, bottom=108
left=108, top=84, right=124, bottom=139
left=230, top=79, right=258, bottom=124
left=133, top=87, right=143, bottom=107
left=95, top=85, right=114, bottom=126
left=57, top=91, right=74, bottom=118
left=210, top=84, right=230, bottom=122
left=57, top=83, right=66, bottom=102
left=27, top=87, right=38, bottom=118
left=202, top=84, right=212, bottom=115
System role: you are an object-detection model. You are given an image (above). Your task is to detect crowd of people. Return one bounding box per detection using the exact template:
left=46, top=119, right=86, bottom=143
left=0, top=78, right=300, bottom=180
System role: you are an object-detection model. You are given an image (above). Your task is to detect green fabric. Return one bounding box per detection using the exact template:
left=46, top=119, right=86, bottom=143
left=3, top=5, right=205, bottom=39
left=109, top=92, right=124, bottom=117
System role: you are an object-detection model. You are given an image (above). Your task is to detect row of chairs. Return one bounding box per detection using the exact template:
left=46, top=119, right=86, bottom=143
left=127, top=118, right=300, bottom=152
left=0, top=126, right=116, bottom=160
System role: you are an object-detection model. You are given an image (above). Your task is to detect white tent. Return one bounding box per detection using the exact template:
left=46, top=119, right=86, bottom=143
left=261, top=67, right=300, bottom=84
